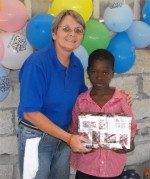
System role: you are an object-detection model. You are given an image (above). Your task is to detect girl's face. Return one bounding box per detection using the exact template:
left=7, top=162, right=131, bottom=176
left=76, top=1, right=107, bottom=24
left=88, top=59, right=114, bottom=91
left=52, top=15, right=84, bottom=52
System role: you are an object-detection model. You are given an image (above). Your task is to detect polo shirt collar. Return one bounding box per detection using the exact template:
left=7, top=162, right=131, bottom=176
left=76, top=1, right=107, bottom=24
left=49, top=40, right=78, bottom=71
left=83, top=87, right=124, bottom=103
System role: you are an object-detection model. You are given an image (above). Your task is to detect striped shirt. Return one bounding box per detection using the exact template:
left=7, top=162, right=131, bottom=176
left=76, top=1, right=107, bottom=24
left=70, top=87, right=137, bottom=177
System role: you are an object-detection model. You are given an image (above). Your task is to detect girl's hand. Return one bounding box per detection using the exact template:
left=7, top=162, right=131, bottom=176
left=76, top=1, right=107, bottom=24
left=112, top=146, right=130, bottom=154
left=112, top=138, right=135, bottom=154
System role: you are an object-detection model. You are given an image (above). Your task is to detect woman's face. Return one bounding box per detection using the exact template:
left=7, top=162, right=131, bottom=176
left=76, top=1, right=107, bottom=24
left=52, top=15, right=84, bottom=52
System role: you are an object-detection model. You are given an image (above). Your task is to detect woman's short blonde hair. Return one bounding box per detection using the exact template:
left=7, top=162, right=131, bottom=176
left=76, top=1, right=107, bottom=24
left=52, top=9, right=85, bottom=33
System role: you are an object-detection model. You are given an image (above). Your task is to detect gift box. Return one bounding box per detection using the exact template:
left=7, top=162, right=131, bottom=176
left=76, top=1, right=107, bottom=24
left=78, top=112, right=132, bottom=149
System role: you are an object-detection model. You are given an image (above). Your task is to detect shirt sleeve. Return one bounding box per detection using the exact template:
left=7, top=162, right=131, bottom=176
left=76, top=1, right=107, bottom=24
left=69, top=97, right=81, bottom=134
left=79, top=66, right=88, bottom=94
left=120, top=95, right=137, bottom=138
left=19, top=62, right=47, bottom=112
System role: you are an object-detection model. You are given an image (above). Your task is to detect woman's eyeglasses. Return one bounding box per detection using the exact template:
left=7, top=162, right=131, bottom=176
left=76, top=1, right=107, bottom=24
left=58, top=25, right=84, bottom=35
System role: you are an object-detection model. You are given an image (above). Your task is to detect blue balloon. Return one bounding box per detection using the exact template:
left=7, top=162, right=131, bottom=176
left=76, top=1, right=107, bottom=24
left=126, top=20, right=150, bottom=48
left=26, top=14, right=54, bottom=49
left=73, top=45, right=89, bottom=71
left=0, top=64, right=10, bottom=102
left=104, top=3, right=133, bottom=32
left=142, top=2, right=150, bottom=25
left=107, top=32, right=136, bottom=74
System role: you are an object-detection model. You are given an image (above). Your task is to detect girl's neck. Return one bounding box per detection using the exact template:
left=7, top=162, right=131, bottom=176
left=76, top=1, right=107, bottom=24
left=90, top=87, right=111, bottom=96
left=90, top=87, right=115, bottom=108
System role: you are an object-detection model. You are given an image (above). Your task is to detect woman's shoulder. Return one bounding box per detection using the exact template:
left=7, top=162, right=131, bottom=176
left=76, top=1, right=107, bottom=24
left=22, top=45, right=51, bottom=69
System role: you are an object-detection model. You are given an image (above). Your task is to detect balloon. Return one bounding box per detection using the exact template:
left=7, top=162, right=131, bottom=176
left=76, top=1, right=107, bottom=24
left=107, top=32, right=136, bottom=74
left=142, top=1, right=150, bottom=25
left=0, top=32, right=33, bottom=70
left=81, top=19, right=110, bottom=54
left=0, top=0, right=28, bottom=32
left=3, top=66, right=10, bottom=75
left=0, top=64, right=10, bottom=102
left=104, top=3, right=133, bottom=32
left=73, top=45, right=89, bottom=71
left=84, top=71, right=91, bottom=88
left=0, top=36, right=4, bottom=61
left=26, top=14, right=54, bottom=49
left=48, top=0, right=93, bottom=22
left=126, top=20, right=150, bottom=48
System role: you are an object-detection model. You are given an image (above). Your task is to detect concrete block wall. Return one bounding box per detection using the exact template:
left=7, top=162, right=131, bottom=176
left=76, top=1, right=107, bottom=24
left=0, top=70, right=20, bottom=179
left=0, top=0, right=150, bottom=178
left=111, top=49, right=150, bottom=175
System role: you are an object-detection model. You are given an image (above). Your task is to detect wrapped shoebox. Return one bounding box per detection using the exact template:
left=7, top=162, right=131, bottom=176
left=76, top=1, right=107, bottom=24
left=78, top=112, right=132, bottom=149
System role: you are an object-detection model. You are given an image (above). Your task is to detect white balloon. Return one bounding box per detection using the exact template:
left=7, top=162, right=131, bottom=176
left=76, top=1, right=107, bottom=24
left=73, top=45, right=89, bottom=71
left=0, top=64, right=10, bottom=102
left=104, top=3, right=133, bottom=32
left=0, top=32, right=33, bottom=70
left=0, top=37, right=4, bottom=62
left=126, top=20, right=150, bottom=48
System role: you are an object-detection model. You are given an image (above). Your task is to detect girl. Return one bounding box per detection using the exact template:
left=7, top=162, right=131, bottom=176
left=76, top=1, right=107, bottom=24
left=69, top=49, right=137, bottom=179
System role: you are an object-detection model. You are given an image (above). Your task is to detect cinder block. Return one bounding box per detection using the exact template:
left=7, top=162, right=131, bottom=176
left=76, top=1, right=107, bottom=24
left=0, top=165, right=13, bottom=179
left=0, top=136, right=18, bottom=155
left=133, top=99, right=150, bottom=120
left=111, top=76, right=138, bottom=98
left=143, top=76, right=150, bottom=96
left=0, top=111, right=14, bottom=135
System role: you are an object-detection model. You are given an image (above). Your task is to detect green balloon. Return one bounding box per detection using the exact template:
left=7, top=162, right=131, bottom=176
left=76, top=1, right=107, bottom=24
left=81, top=19, right=110, bottom=54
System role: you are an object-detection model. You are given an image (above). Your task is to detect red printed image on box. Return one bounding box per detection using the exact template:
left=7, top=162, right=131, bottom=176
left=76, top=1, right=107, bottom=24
left=78, top=112, right=132, bottom=149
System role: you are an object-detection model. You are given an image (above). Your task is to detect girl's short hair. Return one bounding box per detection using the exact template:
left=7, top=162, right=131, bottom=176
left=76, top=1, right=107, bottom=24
left=87, top=49, right=115, bottom=70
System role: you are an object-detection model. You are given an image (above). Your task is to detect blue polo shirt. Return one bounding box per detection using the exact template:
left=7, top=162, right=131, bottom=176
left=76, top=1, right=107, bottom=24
left=17, top=40, right=87, bottom=129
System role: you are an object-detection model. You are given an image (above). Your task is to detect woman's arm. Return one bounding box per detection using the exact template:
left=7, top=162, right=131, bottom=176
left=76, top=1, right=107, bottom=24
left=24, top=112, right=92, bottom=153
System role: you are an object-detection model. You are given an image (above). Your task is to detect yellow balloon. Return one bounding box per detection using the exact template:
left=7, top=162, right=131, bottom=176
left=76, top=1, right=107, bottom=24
left=84, top=71, right=91, bottom=88
left=48, top=0, right=93, bottom=22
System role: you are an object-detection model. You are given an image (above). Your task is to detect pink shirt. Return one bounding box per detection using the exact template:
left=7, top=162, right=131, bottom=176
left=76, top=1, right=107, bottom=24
left=70, top=87, right=137, bottom=177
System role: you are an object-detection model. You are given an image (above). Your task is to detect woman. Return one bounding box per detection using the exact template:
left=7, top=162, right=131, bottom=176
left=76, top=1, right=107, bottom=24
left=17, top=9, right=92, bottom=179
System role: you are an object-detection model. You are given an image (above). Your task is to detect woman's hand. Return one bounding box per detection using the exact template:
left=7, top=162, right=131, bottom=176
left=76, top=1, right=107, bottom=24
left=120, top=90, right=133, bottom=106
left=69, top=134, right=92, bottom=154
